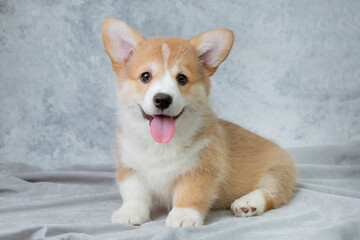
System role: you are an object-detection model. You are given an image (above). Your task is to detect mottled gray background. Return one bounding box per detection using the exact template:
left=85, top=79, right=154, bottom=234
left=1, top=0, right=360, bottom=169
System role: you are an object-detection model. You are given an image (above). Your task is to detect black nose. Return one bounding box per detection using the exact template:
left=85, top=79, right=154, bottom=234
left=153, top=93, right=172, bottom=110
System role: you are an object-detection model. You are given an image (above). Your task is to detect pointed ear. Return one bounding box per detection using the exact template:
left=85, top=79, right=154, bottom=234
left=189, top=29, right=234, bottom=76
left=102, top=18, right=144, bottom=72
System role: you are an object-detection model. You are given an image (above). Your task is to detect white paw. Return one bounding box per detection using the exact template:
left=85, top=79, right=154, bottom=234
left=231, top=189, right=266, bottom=217
left=111, top=204, right=150, bottom=226
left=166, top=207, right=204, bottom=227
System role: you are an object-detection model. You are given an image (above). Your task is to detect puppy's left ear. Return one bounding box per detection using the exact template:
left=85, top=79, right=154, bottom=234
left=189, top=29, right=234, bottom=76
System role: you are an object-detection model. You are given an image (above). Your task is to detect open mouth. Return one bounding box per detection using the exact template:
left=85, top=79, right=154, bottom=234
left=139, top=106, right=184, bottom=123
left=138, top=105, right=184, bottom=143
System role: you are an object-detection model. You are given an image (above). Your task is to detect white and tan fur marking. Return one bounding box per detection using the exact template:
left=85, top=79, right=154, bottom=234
left=162, top=43, right=170, bottom=69
left=103, top=18, right=296, bottom=228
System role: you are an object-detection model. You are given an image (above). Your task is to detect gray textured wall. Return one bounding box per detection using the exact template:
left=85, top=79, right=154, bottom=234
left=1, top=0, right=360, bottom=169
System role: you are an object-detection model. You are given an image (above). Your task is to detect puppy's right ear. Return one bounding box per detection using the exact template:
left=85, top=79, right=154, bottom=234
left=102, top=18, right=144, bottom=72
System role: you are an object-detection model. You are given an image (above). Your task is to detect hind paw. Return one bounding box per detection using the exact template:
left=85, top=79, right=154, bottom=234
left=231, top=189, right=266, bottom=217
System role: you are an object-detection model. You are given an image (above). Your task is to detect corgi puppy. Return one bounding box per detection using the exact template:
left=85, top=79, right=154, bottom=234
left=102, top=18, right=296, bottom=227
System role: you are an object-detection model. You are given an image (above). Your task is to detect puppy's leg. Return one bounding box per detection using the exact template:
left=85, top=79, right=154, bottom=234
left=112, top=168, right=152, bottom=226
left=231, top=164, right=296, bottom=217
left=166, top=169, right=217, bottom=227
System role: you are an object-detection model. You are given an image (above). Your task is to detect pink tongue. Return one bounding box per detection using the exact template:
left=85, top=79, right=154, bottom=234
left=150, top=115, right=175, bottom=143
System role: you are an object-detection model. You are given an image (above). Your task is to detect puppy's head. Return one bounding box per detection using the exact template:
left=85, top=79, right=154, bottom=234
left=102, top=18, right=233, bottom=143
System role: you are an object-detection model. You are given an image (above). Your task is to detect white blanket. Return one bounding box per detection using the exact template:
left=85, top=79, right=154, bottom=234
left=1, top=141, right=359, bottom=239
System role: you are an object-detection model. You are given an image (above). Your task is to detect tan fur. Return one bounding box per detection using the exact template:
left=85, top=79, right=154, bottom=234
left=173, top=164, right=218, bottom=215
left=171, top=111, right=296, bottom=213
left=213, top=120, right=296, bottom=210
left=115, top=127, right=134, bottom=182
left=103, top=18, right=296, bottom=222
left=117, top=164, right=134, bottom=182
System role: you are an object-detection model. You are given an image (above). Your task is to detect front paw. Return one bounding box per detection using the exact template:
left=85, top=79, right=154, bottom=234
left=166, top=207, right=204, bottom=227
left=112, top=204, right=150, bottom=226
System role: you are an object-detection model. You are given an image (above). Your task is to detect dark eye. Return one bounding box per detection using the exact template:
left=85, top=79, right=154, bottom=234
left=140, top=72, right=152, bottom=83
left=177, top=74, right=187, bottom=86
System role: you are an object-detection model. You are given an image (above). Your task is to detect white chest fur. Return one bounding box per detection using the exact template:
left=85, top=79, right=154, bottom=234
left=118, top=134, right=210, bottom=207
